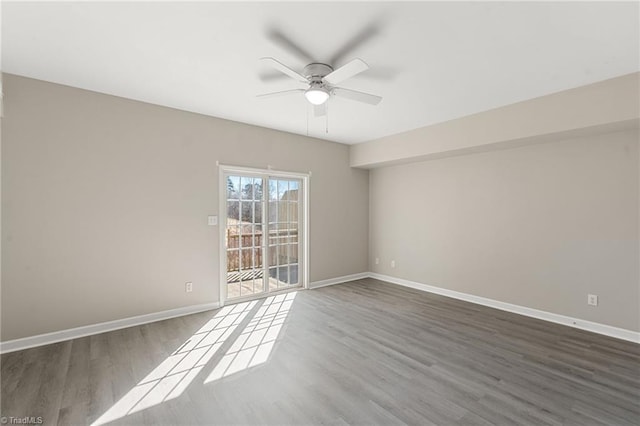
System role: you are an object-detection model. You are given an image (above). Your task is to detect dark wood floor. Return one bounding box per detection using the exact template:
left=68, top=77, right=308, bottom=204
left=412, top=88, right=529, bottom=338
left=2, top=278, right=639, bottom=425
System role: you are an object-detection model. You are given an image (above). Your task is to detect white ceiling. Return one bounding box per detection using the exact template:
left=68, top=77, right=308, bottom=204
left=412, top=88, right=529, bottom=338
left=2, top=1, right=639, bottom=144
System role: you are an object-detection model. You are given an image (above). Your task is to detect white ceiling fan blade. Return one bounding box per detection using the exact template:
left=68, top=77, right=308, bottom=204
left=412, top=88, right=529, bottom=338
left=333, top=87, right=382, bottom=105
left=260, top=57, right=308, bottom=83
left=256, top=89, right=304, bottom=99
left=329, top=22, right=382, bottom=65
left=314, top=103, right=327, bottom=117
left=323, top=58, right=369, bottom=85
left=266, top=29, right=315, bottom=63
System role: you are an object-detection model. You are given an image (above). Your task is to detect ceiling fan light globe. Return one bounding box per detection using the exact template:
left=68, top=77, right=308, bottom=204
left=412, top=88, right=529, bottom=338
left=304, top=87, right=330, bottom=105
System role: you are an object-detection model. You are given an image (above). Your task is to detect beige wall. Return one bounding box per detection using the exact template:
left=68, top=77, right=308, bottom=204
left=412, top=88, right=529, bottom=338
left=352, top=72, right=640, bottom=168
left=3, top=72, right=638, bottom=341
left=369, top=129, right=639, bottom=331
left=1, top=74, right=369, bottom=341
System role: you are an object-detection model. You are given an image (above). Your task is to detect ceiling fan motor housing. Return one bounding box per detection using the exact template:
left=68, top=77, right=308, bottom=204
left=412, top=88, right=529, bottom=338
left=303, top=63, right=334, bottom=81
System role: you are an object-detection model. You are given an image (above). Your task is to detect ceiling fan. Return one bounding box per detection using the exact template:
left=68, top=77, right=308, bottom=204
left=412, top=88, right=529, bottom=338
left=257, top=57, right=382, bottom=117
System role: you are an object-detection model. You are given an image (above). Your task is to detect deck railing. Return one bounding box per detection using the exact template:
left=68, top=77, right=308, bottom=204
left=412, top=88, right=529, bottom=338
left=226, top=230, right=298, bottom=272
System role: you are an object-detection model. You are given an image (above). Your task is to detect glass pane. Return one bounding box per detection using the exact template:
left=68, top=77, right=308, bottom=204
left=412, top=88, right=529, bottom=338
left=238, top=176, right=246, bottom=200
left=288, top=243, right=298, bottom=263
left=289, top=201, right=298, bottom=223
left=289, top=264, right=299, bottom=286
left=227, top=249, right=240, bottom=272
left=278, top=202, right=288, bottom=223
left=240, top=221, right=252, bottom=236
left=241, top=248, right=253, bottom=269
left=242, top=177, right=254, bottom=200
left=227, top=201, right=240, bottom=221
left=254, top=278, right=265, bottom=294
left=227, top=176, right=240, bottom=199
left=254, top=247, right=263, bottom=270
left=269, top=245, right=278, bottom=266
left=227, top=282, right=240, bottom=299
left=278, top=265, right=289, bottom=285
left=252, top=203, right=261, bottom=224
left=247, top=203, right=253, bottom=224
left=287, top=265, right=293, bottom=285
left=226, top=227, right=240, bottom=248
left=269, top=180, right=278, bottom=201
left=268, top=201, right=277, bottom=223
left=281, top=244, right=288, bottom=266
left=240, top=201, right=250, bottom=223
left=278, top=180, right=288, bottom=200
left=248, top=226, right=256, bottom=247
left=254, top=178, right=264, bottom=201
left=269, top=267, right=278, bottom=280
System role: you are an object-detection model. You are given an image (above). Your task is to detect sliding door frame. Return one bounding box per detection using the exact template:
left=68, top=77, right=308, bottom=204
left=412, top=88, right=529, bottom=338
left=218, top=164, right=310, bottom=307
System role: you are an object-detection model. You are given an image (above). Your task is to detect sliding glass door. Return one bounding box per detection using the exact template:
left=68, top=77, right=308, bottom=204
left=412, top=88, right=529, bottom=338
left=223, top=171, right=304, bottom=302
left=268, top=178, right=300, bottom=290
left=225, top=175, right=265, bottom=299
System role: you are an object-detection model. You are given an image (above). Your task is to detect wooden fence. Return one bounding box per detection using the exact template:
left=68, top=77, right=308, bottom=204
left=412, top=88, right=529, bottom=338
left=226, top=230, right=298, bottom=272
left=227, top=234, right=263, bottom=272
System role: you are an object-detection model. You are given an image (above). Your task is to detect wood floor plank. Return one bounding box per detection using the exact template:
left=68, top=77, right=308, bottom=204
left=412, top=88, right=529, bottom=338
left=2, top=278, right=639, bottom=425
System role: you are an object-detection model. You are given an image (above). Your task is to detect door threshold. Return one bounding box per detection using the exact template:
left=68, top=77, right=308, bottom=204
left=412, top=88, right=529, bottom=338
left=224, top=285, right=304, bottom=306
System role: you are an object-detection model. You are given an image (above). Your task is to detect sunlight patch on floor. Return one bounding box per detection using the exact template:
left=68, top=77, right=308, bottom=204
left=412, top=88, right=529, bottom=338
left=91, top=300, right=257, bottom=425
left=205, top=292, right=296, bottom=382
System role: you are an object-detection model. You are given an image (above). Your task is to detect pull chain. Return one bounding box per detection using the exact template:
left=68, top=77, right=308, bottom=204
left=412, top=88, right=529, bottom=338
left=325, top=102, right=329, bottom=134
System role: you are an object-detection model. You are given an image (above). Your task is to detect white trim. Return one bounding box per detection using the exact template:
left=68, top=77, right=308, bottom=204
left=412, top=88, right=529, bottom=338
left=217, top=163, right=311, bottom=180
left=301, top=173, right=310, bottom=294
left=218, top=166, right=228, bottom=306
left=0, top=302, right=220, bottom=354
left=4, top=271, right=637, bottom=353
left=309, top=272, right=369, bottom=289
left=369, top=273, right=640, bottom=344
left=218, top=164, right=310, bottom=307
left=7, top=271, right=636, bottom=353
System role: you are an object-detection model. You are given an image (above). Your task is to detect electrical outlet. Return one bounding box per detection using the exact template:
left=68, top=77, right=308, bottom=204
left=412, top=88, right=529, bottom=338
left=185, top=282, right=193, bottom=293
left=587, top=294, right=598, bottom=306
left=375, top=257, right=380, bottom=265
left=391, top=260, right=396, bottom=268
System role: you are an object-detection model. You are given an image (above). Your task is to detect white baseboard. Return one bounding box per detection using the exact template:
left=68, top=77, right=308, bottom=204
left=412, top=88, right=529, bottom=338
left=4, top=271, right=637, bottom=353
left=369, top=272, right=639, bottom=344
left=1, top=272, right=368, bottom=354
left=0, top=302, right=220, bottom=354
left=310, top=272, right=369, bottom=289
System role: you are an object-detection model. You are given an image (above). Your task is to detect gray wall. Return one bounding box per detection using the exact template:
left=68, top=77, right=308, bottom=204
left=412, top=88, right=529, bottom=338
left=369, top=129, right=639, bottom=331
left=1, top=74, right=369, bottom=341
